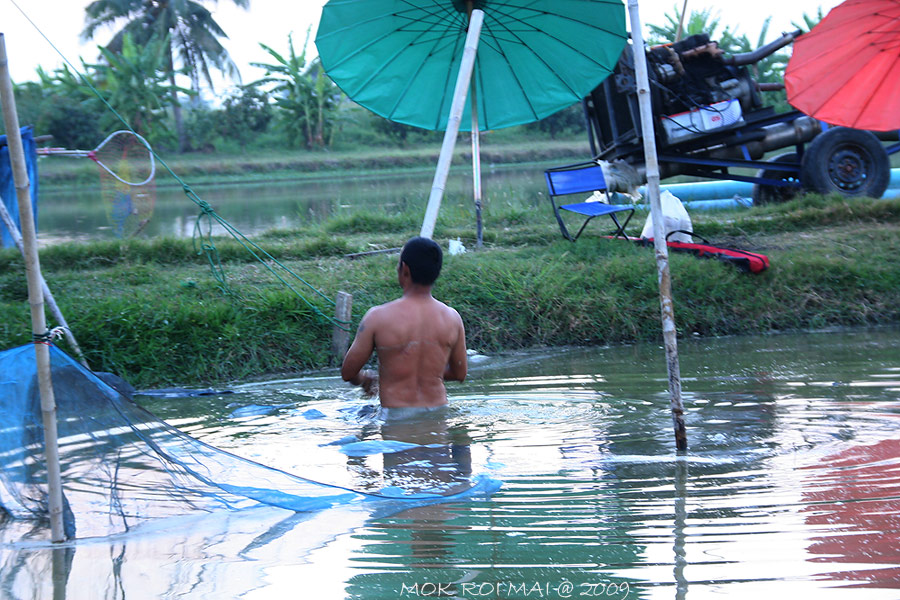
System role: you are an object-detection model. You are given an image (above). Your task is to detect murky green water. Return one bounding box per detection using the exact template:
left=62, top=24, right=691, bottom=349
left=2, top=328, right=899, bottom=598
left=35, top=164, right=547, bottom=245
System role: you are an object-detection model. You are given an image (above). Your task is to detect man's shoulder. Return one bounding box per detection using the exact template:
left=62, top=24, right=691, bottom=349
left=368, top=296, right=459, bottom=321
left=363, top=299, right=405, bottom=322
left=434, top=298, right=462, bottom=319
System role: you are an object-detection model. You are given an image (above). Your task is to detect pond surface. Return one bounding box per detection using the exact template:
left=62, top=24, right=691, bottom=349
left=34, top=164, right=548, bottom=245
left=2, top=328, right=900, bottom=599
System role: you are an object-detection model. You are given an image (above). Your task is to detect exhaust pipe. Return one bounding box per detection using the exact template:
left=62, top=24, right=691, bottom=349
left=724, top=30, right=803, bottom=66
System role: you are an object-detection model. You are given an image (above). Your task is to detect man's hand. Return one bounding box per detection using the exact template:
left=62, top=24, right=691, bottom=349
left=357, top=369, right=379, bottom=397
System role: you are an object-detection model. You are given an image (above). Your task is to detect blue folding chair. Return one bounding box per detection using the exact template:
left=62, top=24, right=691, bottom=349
left=545, top=161, right=636, bottom=242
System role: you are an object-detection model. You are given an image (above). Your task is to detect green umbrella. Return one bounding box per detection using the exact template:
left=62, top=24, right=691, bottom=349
left=316, top=0, right=626, bottom=131
left=316, top=0, right=627, bottom=240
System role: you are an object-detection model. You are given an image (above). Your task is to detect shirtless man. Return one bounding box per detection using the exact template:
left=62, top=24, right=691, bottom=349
left=341, top=237, right=467, bottom=408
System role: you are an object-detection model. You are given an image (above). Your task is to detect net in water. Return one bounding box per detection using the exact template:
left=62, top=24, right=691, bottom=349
left=0, top=344, right=492, bottom=541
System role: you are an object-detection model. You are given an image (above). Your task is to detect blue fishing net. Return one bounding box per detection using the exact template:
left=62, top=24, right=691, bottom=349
left=0, top=344, right=497, bottom=541
left=0, top=126, right=38, bottom=249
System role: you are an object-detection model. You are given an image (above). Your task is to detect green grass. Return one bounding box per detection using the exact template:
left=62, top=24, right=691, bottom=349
left=2, top=189, right=899, bottom=388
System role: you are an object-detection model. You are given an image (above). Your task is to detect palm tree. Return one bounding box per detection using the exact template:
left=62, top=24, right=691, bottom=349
left=792, top=8, right=826, bottom=33
left=251, top=31, right=343, bottom=150
left=647, top=6, right=740, bottom=50
left=82, top=0, right=249, bottom=151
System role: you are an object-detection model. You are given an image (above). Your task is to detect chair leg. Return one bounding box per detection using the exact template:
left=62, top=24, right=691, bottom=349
left=609, top=210, right=635, bottom=240
left=549, top=197, right=574, bottom=241
left=573, top=216, right=596, bottom=241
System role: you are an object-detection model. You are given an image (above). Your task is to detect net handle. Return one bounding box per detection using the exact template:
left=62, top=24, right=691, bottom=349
left=36, top=148, right=93, bottom=158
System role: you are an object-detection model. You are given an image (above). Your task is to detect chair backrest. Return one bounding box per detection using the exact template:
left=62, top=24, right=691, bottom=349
left=545, top=163, right=607, bottom=197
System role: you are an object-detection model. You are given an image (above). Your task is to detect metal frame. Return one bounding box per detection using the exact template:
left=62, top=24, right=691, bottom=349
left=584, top=86, right=900, bottom=191
left=545, top=162, right=636, bottom=241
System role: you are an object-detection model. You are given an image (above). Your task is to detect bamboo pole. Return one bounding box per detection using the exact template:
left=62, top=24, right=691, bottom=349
left=626, top=2, right=688, bottom=451
left=0, top=33, right=67, bottom=541
left=471, top=71, right=483, bottom=249
left=420, top=9, right=485, bottom=240
left=675, top=0, right=689, bottom=42
left=0, top=201, right=88, bottom=367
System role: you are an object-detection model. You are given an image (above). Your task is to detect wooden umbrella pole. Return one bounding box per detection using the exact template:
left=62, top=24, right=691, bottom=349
left=0, top=33, right=67, bottom=541
left=0, top=201, right=89, bottom=367
left=420, top=9, right=485, bottom=239
left=626, top=1, right=688, bottom=451
left=471, top=71, right=483, bottom=249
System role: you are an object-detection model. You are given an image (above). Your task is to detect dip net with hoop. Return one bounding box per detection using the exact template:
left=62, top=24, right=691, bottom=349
left=38, top=130, right=156, bottom=238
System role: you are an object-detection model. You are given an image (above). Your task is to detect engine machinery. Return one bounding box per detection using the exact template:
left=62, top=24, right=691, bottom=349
left=549, top=21, right=900, bottom=204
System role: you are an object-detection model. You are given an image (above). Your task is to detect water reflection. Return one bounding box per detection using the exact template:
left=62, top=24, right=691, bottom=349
left=801, top=438, right=900, bottom=587
left=2, top=329, right=900, bottom=598
left=36, top=166, right=548, bottom=244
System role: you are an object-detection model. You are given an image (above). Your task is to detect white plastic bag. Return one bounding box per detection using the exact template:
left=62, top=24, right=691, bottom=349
left=583, top=190, right=608, bottom=204
left=640, top=190, right=693, bottom=243
left=448, top=237, right=466, bottom=255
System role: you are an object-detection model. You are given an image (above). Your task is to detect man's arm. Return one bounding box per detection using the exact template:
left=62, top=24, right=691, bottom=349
left=341, top=310, right=378, bottom=394
left=444, top=311, right=467, bottom=382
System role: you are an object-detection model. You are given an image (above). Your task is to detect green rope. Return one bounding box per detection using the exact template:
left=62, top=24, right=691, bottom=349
left=185, top=185, right=350, bottom=329
left=13, top=1, right=352, bottom=332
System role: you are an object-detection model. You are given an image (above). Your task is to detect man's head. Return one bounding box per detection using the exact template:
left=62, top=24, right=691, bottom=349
left=399, top=237, right=443, bottom=286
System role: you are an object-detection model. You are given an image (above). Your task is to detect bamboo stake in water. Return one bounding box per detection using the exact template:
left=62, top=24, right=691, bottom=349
left=420, top=9, right=485, bottom=240
left=0, top=33, right=67, bottom=541
left=626, top=1, right=688, bottom=451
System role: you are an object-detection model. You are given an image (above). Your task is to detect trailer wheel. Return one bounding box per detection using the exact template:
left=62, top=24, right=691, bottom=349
left=801, top=127, right=890, bottom=198
left=752, top=152, right=802, bottom=204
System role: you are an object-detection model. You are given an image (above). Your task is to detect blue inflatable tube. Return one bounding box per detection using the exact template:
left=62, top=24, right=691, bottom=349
left=626, top=167, right=900, bottom=209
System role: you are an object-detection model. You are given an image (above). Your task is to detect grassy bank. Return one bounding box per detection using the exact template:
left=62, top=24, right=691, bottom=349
left=2, top=191, right=900, bottom=388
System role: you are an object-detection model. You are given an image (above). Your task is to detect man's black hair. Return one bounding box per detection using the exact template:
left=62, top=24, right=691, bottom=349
left=400, top=237, right=443, bottom=285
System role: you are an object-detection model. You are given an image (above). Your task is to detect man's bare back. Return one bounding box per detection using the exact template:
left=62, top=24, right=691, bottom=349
left=341, top=237, right=467, bottom=408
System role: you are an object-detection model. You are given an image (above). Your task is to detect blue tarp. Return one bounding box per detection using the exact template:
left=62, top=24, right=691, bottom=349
left=0, top=126, right=39, bottom=248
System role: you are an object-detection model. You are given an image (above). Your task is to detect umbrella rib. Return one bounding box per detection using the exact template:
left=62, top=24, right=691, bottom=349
left=477, top=2, right=625, bottom=124
left=385, top=3, right=468, bottom=127
left=429, top=23, right=470, bottom=130
left=848, top=52, right=900, bottom=129
left=485, top=0, right=626, bottom=38
left=328, top=7, right=463, bottom=107
left=482, top=1, right=626, bottom=77
left=478, top=17, right=541, bottom=123
left=319, top=4, right=459, bottom=72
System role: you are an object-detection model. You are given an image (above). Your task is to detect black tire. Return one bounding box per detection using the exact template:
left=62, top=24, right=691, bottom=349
left=801, top=127, right=890, bottom=198
left=752, top=152, right=802, bottom=205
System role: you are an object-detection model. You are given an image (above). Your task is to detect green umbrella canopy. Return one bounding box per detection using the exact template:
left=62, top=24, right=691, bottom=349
left=315, top=0, right=628, bottom=131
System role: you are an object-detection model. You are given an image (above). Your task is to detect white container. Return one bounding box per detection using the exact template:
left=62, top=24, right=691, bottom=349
left=661, top=99, right=744, bottom=143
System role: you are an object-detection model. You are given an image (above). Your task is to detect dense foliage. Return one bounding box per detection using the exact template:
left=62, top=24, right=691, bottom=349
left=3, top=5, right=811, bottom=155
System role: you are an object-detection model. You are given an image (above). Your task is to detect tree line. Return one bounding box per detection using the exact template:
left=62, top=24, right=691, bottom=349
left=4, top=1, right=823, bottom=156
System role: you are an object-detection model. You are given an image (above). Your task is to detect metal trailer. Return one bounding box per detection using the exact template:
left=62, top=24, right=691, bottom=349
left=580, top=31, right=900, bottom=203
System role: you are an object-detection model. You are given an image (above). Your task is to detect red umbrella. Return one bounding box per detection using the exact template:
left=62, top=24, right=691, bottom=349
left=785, top=0, right=900, bottom=131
